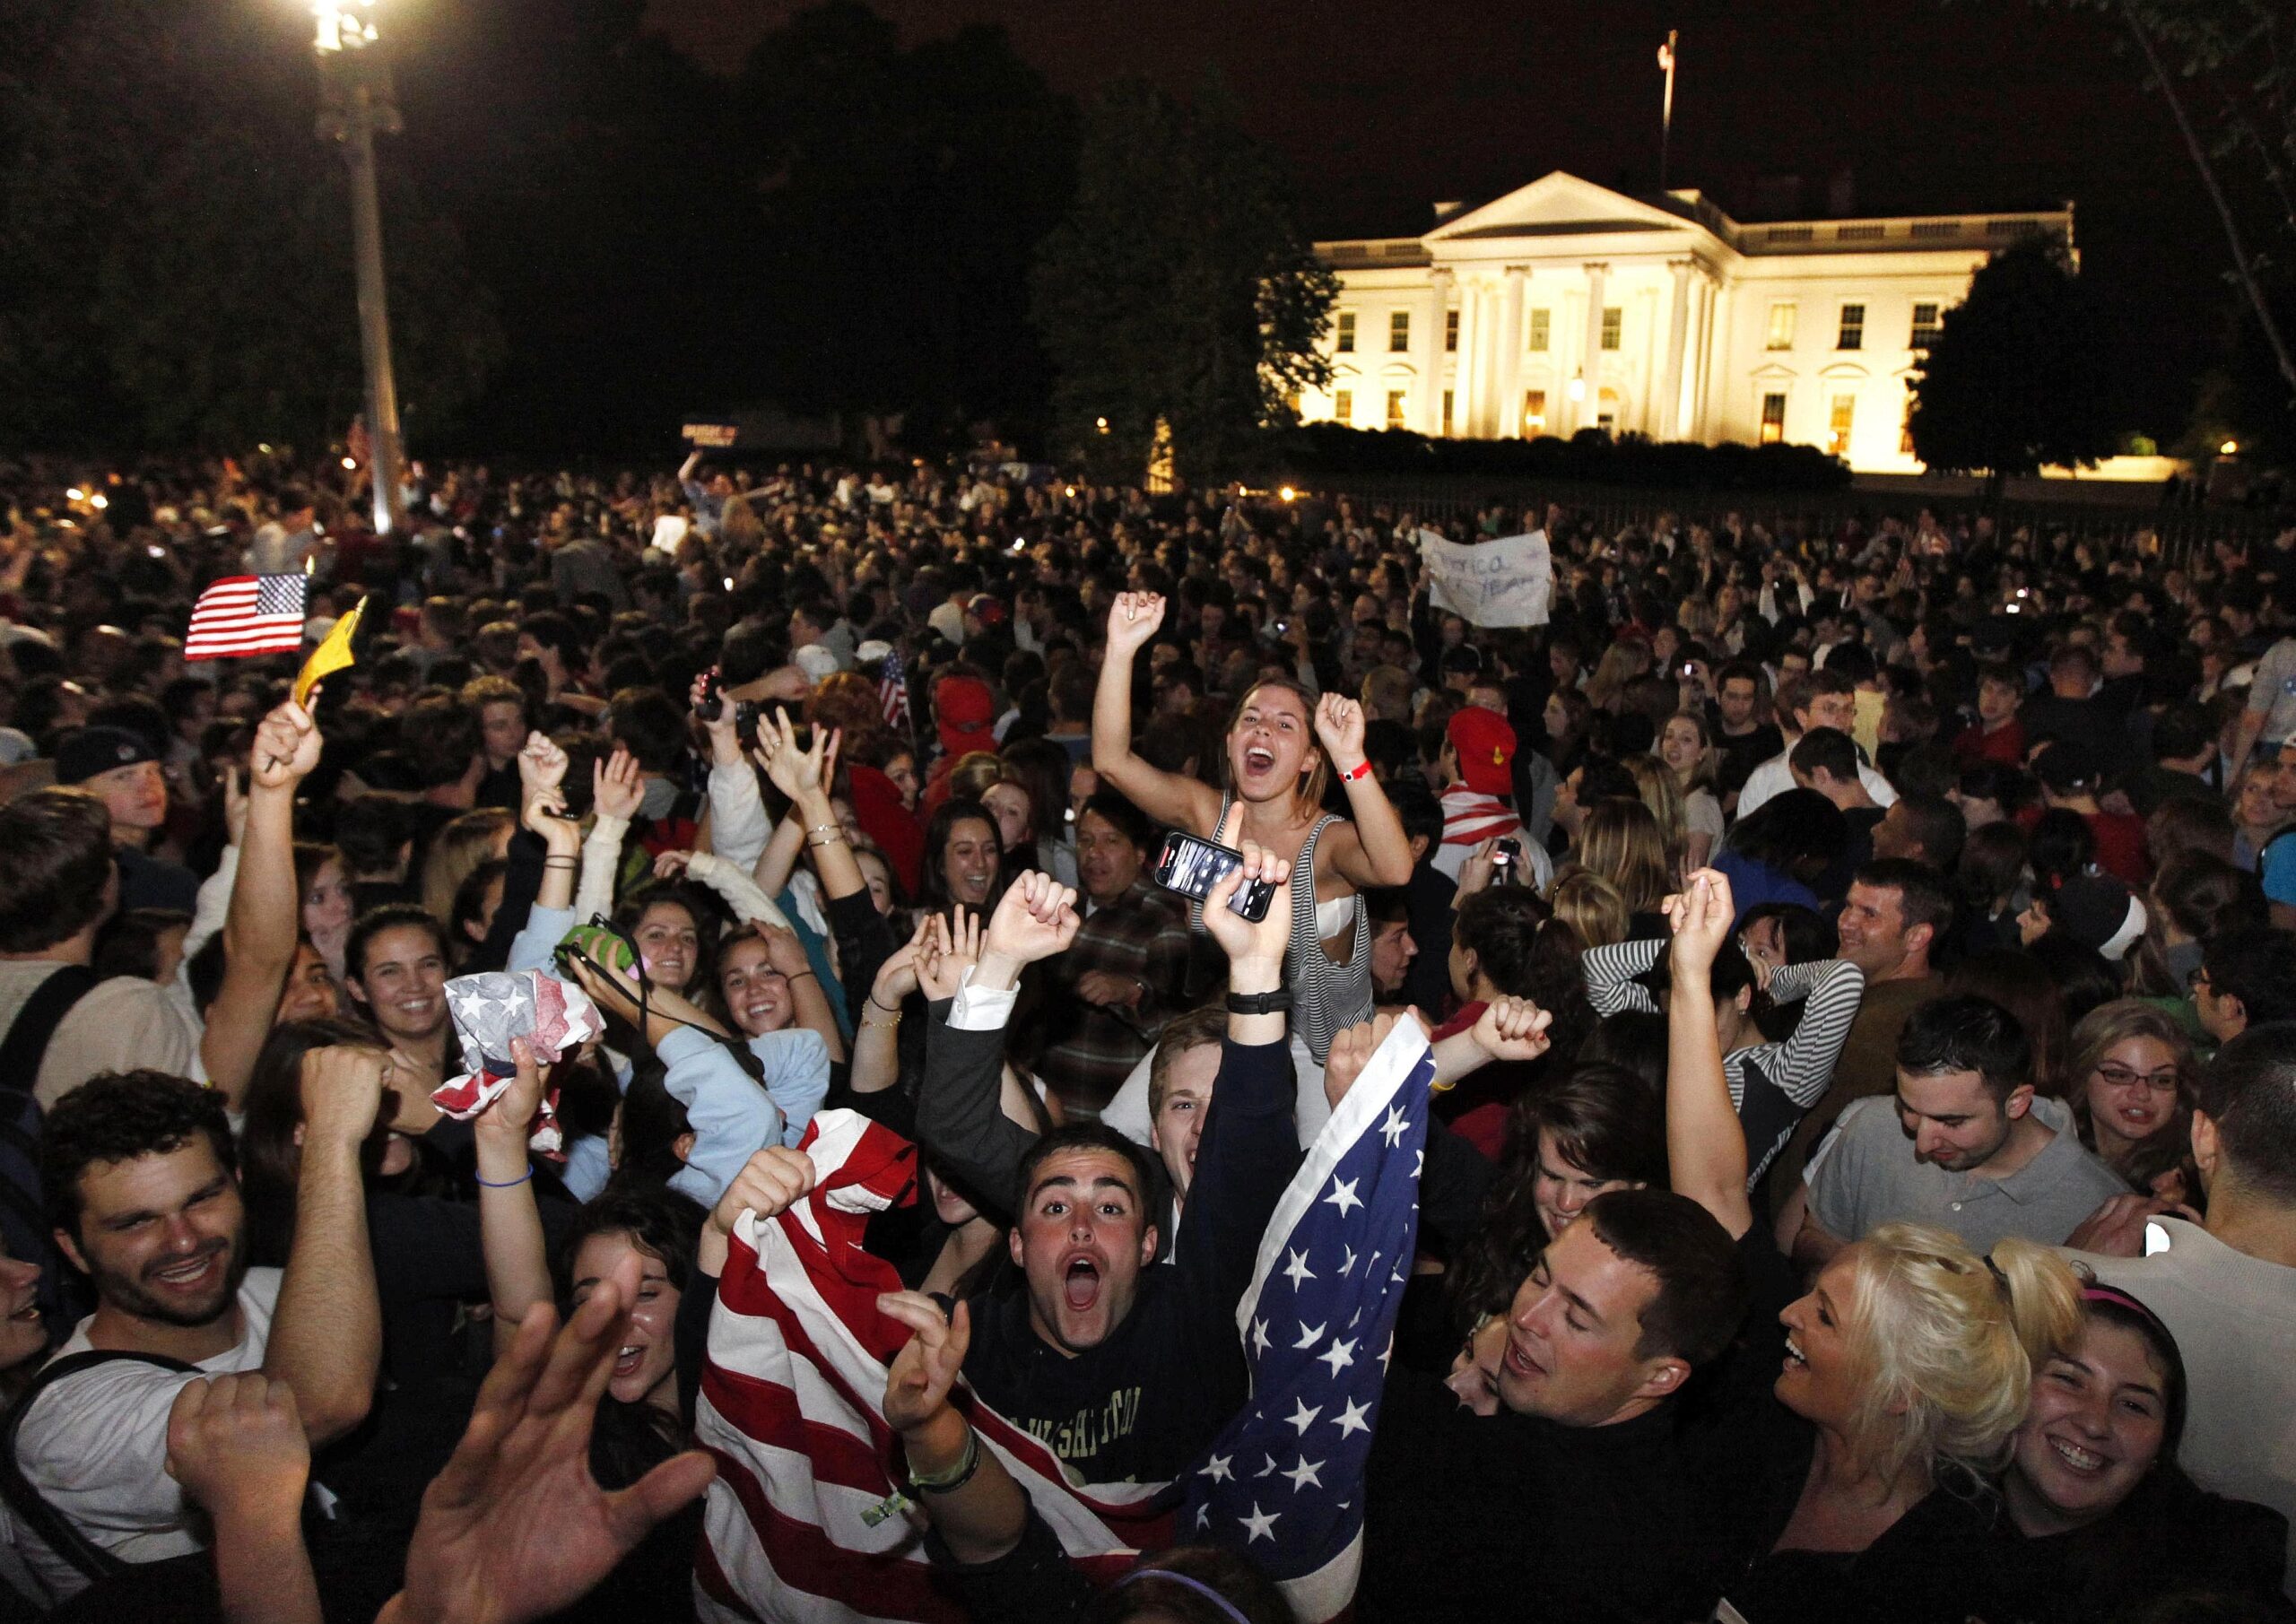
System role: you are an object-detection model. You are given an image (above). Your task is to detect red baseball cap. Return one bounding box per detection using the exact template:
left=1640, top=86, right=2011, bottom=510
left=935, top=675, right=996, bottom=757
left=1447, top=706, right=1518, bottom=796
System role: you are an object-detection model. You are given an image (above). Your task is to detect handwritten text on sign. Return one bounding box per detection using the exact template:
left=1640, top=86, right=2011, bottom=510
left=1416, top=528, right=1552, bottom=628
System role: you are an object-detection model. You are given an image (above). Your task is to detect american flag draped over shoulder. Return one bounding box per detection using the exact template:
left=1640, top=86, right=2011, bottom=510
left=876, top=647, right=911, bottom=733
left=185, top=573, right=308, bottom=661
left=1179, top=1020, right=1433, bottom=1624
left=694, top=1110, right=1172, bottom=1624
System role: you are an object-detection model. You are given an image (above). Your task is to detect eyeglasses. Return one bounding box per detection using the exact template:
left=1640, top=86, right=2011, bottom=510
left=2094, top=1064, right=2181, bottom=1094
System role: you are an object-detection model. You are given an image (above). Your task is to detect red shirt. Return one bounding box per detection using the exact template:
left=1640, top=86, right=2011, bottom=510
left=1952, top=718, right=2025, bottom=767
left=2016, top=803, right=2151, bottom=887
left=1430, top=1000, right=1538, bottom=1162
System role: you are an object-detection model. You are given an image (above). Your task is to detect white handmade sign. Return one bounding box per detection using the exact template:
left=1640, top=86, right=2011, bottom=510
left=1416, top=527, right=1552, bottom=627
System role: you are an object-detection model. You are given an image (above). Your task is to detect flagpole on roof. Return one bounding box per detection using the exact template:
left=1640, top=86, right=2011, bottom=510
left=1657, top=30, right=1679, bottom=192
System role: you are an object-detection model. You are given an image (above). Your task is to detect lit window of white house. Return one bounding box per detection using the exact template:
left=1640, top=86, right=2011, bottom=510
left=1523, top=390, right=1547, bottom=435
left=1335, top=389, right=1353, bottom=423
left=1336, top=313, right=1356, bottom=353
left=1600, top=307, right=1622, bottom=351
left=1766, top=303, right=1797, bottom=351
left=1909, top=303, right=1943, bottom=348
left=1389, top=311, right=1410, bottom=352
left=1760, top=392, right=1787, bottom=445
left=1838, top=304, right=1866, bottom=351
left=1828, top=393, right=1857, bottom=456
left=1527, top=308, right=1550, bottom=352
left=1386, top=390, right=1407, bottom=428
left=1441, top=390, right=1454, bottom=433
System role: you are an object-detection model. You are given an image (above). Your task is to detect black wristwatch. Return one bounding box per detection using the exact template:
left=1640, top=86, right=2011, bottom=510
left=1226, top=988, right=1295, bottom=1016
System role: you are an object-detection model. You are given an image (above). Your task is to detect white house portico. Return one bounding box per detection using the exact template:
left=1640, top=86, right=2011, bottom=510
left=1307, top=171, right=2074, bottom=474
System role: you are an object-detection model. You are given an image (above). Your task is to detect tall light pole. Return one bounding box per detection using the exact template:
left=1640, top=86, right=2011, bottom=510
left=312, top=2, right=405, bottom=537
left=1657, top=30, right=1679, bottom=192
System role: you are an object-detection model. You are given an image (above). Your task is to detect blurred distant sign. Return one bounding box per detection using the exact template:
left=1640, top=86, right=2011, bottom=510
left=682, top=422, right=739, bottom=448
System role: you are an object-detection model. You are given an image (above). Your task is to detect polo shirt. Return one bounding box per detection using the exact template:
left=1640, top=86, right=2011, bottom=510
left=1805, top=1095, right=2128, bottom=1253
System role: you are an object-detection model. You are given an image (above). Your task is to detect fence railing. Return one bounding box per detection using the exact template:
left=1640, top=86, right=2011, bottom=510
left=1273, top=473, right=2291, bottom=569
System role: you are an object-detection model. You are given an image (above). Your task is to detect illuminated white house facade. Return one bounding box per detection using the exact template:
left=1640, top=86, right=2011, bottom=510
left=1307, top=171, right=2074, bottom=474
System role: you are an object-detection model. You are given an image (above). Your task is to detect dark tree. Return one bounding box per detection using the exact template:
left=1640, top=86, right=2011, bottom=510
left=1909, top=236, right=2118, bottom=481
left=0, top=0, right=501, bottom=452
left=1030, top=77, right=1337, bottom=486
left=734, top=3, right=1074, bottom=446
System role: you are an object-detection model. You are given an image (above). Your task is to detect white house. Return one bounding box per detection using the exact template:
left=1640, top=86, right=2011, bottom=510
left=1306, top=170, right=2074, bottom=474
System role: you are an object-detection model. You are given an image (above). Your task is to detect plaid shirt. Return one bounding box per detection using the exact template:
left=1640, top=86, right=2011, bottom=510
left=1038, top=879, right=1192, bottom=1114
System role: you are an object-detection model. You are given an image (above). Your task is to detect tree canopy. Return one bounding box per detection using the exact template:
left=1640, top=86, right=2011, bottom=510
left=1031, top=77, right=1336, bottom=487
left=1908, top=236, right=2118, bottom=479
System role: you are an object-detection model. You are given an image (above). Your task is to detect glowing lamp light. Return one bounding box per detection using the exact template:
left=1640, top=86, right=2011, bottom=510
left=65, top=488, right=84, bottom=502
left=1065, top=485, right=1076, bottom=498
left=342, top=456, right=359, bottom=470
left=2220, top=439, right=2239, bottom=456
left=312, top=1, right=378, bottom=54
left=1568, top=375, right=1587, bottom=403
left=723, top=577, right=735, bottom=591
left=1094, top=417, right=1110, bottom=434
left=257, top=443, right=274, bottom=455
left=1279, top=486, right=1297, bottom=503
left=90, top=494, right=108, bottom=509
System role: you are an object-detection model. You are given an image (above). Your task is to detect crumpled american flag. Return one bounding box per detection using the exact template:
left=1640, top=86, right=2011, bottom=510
left=693, top=1020, right=1432, bottom=1624
left=693, top=1111, right=1169, bottom=1622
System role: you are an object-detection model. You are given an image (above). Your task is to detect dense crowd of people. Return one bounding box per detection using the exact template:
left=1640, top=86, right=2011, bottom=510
left=0, top=447, right=2292, bottom=1622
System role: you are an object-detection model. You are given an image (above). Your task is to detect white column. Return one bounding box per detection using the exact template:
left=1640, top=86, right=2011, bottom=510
left=1661, top=258, right=1693, bottom=439
left=1496, top=266, right=1527, bottom=437
left=1453, top=278, right=1483, bottom=438
left=1578, top=261, right=1610, bottom=434
left=1422, top=269, right=1453, bottom=434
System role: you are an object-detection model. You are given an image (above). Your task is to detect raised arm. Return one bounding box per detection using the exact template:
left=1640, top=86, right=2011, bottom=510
left=474, top=1039, right=553, bottom=1359
left=754, top=710, right=866, bottom=903
left=1309, top=694, right=1414, bottom=889
left=265, top=1046, right=384, bottom=1443
left=1091, top=592, right=1221, bottom=832
left=578, top=749, right=642, bottom=922
left=164, top=1376, right=322, bottom=1624
left=1762, top=957, right=1866, bottom=1107
left=918, top=884, right=1077, bottom=1214
left=879, top=1295, right=1029, bottom=1568
left=850, top=918, right=928, bottom=1095
left=1662, top=870, right=1753, bottom=1240
left=1579, top=936, right=1665, bottom=1019
left=204, top=700, right=323, bottom=1107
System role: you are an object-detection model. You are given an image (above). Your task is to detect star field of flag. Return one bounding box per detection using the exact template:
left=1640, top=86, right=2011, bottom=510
left=1180, top=1036, right=1433, bottom=1604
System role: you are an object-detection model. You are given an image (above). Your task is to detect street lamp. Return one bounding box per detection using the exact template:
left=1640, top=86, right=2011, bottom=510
left=311, top=1, right=406, bottom=537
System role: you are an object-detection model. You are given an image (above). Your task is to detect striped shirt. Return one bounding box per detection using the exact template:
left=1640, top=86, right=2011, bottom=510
left=1581, top=939, right=1866, bottom=1184
left=1037, top=880, right=1192, bottom=1115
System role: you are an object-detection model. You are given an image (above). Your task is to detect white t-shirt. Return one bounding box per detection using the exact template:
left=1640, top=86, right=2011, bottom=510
left=0, top=962, right=196, bottom=1111
left=4, top=1269, right=282, bottom=1604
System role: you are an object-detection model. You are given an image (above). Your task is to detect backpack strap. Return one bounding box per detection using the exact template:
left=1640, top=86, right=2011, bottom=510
left=0, top=1349, right=200, bottom=1587
left=0, top=967, right=98, bottom=1097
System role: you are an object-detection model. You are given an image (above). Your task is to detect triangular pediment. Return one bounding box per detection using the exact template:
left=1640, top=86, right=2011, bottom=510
left=1426, top=171, right=1703, bottom=244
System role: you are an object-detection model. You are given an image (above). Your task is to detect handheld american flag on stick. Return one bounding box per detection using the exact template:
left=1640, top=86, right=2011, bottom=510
left=184, top=573, right=308, bottom=661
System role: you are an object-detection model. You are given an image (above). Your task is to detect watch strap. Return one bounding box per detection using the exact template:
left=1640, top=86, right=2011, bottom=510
left=1226, top=988, right=1295, bottom=1016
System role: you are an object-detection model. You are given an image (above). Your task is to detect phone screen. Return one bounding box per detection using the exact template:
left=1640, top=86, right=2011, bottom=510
left=1161, top=834, right=1240, bottom=900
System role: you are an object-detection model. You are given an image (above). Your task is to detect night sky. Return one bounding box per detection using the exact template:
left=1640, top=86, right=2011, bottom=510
left=648, top=0, right=2229, bottom=439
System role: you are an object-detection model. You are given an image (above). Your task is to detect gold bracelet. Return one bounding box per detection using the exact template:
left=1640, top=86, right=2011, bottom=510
left=806, top=831, right=847, bottom=848
left=862, top=1010, right=900, bottom=1031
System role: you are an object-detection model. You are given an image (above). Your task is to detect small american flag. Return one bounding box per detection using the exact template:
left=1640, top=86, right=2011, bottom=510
left=1179, top=1021, right=1432, bottom=1622
left=185, top=574, right=308, bottom=661
left=877, top=646, right=911, bottom=731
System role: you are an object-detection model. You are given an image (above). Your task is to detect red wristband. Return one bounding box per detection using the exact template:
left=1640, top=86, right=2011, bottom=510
left=1339, top=760, right=1372, bottom=783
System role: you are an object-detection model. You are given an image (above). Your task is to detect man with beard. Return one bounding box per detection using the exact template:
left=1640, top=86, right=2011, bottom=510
left=1793, top=993, right=2126, bottom=1264
left=4, top=1064, right=382, bottom=1602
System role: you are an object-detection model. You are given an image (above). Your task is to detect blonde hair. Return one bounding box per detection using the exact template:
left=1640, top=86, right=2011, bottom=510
left=1550, top=869, right=1630, bottom=949
left=946, top=751, right=1007, bottom=804
left=422, top=808, right=515, bottom=927
left=1575, top=799, right=1672, bottom=914
left=1842, top=1224, right=2083, bottom=1488
left=1622, top=756, right=1688, bottom=873
left=1583, top=643, right=1646, bottom=714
